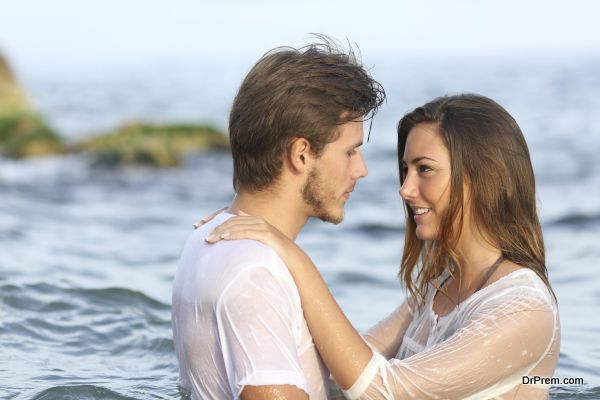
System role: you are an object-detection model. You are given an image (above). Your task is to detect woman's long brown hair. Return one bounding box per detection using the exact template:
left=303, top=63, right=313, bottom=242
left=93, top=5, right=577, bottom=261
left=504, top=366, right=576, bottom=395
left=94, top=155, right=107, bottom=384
left=397, top=94, right=555, bottom=306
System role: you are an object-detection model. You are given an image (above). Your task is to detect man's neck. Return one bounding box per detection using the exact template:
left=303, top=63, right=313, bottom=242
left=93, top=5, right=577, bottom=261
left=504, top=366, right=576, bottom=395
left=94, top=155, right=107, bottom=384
left=228, top=188, right=308, bottom=241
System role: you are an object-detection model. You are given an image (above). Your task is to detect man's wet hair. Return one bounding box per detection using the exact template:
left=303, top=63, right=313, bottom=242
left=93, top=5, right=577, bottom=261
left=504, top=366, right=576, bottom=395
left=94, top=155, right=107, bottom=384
left=229, top=35, right=386, bottom=192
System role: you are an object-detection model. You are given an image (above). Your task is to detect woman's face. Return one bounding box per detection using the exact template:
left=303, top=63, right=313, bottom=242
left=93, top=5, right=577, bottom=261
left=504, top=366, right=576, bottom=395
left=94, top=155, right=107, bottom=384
left=400, top=122, right=452, bottom=240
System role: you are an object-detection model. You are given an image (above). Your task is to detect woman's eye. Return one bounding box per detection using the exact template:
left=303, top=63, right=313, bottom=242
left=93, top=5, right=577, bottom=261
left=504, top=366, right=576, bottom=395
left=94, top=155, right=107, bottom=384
left=418, top=165, right=432, bottom=173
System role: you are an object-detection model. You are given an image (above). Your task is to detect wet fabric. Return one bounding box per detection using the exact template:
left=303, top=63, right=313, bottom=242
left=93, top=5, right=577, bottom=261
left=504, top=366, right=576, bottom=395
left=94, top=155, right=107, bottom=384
left=172, top=212, right=329, bottom=399
left=349, top=268, right=560, bottom=399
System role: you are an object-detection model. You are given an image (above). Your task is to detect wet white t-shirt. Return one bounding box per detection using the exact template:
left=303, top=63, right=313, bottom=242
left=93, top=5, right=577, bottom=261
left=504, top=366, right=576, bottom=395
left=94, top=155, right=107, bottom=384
left=351, top=268, right=560, bottom=399
left=172, top=212, right=329, bottom=399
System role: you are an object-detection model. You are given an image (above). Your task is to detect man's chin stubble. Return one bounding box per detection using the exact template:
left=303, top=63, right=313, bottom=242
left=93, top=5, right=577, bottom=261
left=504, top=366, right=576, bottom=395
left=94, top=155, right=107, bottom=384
left=301, top=169, right=344, bottom=224
left=317, top=210, right=343, bottom=225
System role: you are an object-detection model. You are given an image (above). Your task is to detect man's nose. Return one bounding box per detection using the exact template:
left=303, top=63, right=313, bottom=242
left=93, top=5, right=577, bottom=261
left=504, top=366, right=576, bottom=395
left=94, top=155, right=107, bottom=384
left=354, top=149, right=368, bottom=180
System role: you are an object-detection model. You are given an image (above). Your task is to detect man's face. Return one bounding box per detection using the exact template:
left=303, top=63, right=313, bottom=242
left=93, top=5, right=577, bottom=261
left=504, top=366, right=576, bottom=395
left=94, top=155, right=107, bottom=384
left=302, top=120, right=368, bottom=224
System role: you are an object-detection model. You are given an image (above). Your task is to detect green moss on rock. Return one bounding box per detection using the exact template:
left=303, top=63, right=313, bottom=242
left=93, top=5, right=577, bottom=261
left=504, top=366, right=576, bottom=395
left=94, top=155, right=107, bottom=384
left=75, top=122, right=229, bottom=167
left=0, top=53, right=228, bottom=165
left=0, top=113, right=65, bottom=158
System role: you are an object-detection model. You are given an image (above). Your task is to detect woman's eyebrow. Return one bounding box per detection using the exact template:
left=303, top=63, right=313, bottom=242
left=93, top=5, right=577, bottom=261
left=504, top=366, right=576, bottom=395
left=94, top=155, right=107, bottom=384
left=403, top=156, right=438, bottom=164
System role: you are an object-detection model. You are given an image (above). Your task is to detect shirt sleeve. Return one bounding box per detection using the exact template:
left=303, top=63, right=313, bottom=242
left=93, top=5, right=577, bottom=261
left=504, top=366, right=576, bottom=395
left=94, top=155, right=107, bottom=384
left=345, top=284, right=560, bottom=399
left=217, top=266, right=308, bottom=397
left=362, top=301, right=414, bottom=359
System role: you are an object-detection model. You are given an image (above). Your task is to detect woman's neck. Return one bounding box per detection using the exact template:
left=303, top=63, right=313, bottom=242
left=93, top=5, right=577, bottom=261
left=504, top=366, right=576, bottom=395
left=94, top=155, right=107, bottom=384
left=452, top=226, right=502, bottom=289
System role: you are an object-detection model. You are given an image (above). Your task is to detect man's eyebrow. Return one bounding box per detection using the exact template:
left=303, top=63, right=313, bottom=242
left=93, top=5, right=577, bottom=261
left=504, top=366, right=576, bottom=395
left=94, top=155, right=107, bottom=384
left=402, top=156, right=438, bottom=164
left=349, top=141, right=363, bottom=149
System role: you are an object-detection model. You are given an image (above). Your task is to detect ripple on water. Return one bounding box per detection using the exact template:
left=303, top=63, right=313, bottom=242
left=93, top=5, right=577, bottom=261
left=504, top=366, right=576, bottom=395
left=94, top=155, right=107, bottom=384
left=0, top=281, right=177, bottom=398
left=550, top=385, right=600, bottom=399
left=348, top=222, right=404, bottom=238
left=30, top=385, right=138, bottom=400
left=547, top=213, right=600, bottom=229
left=2, top=60, right=600, bottom=399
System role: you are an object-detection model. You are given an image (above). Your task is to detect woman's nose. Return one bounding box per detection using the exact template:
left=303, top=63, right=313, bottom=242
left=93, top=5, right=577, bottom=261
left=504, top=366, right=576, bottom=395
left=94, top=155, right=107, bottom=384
left=399, top=176, right=416, bottom=200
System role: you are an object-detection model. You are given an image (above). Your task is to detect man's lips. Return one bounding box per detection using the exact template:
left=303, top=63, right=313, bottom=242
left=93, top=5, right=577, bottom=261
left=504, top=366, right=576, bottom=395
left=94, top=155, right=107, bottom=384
left=343, top=186, right=355, bottom=200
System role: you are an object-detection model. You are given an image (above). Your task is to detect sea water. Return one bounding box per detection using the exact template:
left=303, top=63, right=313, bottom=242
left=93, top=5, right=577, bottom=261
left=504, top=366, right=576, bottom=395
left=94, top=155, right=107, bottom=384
left=1, top=56, right=599, bottom=398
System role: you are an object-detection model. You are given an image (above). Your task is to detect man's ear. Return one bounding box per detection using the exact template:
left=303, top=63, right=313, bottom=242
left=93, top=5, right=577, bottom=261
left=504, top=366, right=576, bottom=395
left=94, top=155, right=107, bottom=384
left=287, top=137, right=313, bottom=173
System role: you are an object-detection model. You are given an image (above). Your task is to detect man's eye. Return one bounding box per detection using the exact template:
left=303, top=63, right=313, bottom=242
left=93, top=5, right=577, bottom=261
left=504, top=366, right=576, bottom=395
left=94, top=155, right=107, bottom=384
left=347, top=149, right=357, bottom=157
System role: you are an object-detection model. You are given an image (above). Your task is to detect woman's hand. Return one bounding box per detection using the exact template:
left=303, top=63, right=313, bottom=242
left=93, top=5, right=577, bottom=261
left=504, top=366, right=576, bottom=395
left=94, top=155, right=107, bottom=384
left=192, top=206, right=228, bottom=229
left=203, top=211, right=372, bottom=389
left=203, top=212, right=299, bottom=264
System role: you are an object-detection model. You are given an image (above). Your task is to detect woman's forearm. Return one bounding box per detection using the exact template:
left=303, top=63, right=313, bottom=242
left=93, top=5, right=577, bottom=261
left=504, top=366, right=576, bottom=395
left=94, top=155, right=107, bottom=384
left=203, top=214, right=375, bottom=388
left=285, top=245, right=373, bottom=390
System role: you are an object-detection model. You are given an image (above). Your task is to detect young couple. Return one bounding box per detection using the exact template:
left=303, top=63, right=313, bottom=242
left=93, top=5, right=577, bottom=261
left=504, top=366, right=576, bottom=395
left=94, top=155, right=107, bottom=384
left=172, top=39, right=560, bottom=400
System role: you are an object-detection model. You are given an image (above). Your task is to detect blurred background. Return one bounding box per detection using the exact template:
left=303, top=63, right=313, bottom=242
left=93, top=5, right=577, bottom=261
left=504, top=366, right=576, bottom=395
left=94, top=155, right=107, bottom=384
left=1, top=1, right=599, bottom=398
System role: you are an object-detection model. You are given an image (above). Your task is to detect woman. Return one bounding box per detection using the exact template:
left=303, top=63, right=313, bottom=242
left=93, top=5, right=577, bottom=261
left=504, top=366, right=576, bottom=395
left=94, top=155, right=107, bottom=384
left=201, top=94, right=560, bottom=399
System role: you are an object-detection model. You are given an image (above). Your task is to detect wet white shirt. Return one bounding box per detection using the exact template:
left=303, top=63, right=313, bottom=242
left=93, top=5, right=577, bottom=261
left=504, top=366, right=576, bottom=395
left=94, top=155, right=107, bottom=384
left=352, top=268, right=560, bottom=399
left=172, top=212, right=329, bottom=399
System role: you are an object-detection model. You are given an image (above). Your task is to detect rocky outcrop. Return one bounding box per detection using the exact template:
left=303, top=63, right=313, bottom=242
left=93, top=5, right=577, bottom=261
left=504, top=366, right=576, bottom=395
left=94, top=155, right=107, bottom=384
left=0, top=53, right=65, bottom=158
left=1, top=53, right=229, bottom=165
left=0, top=113, right=65, bottom=158
left=0, top=54, right=31, bottom=114
left=74, top=122, right=229, bottom=167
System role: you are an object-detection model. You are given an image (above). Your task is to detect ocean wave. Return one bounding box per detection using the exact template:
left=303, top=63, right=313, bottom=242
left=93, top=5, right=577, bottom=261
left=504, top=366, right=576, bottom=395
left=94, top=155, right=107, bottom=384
left=547, top=213, right=600, bottom=228
left=30, top=385, right=138, bottom=400
left=331, top=271, right=398, bottom=288
left=348, top=222, right=404, bottom=237
left=0, top=282, right=173, bottom=357
left=550, top=385, right=600, bottom=399
left=1, top=282, right=170, bottom=312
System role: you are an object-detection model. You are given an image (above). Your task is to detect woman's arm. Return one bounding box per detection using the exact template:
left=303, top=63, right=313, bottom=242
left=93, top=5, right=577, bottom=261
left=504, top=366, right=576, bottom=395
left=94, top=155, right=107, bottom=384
left=205, top=215, right=559, bottom=399
left=347, top=300, right=558, bottom=399
left=196, top=210, right=413, bottom=362
left=362, top=301, right=413, bottom=359
left=277, top=244, right=374, bottom=389
left=205, top=215, right=374, bottom=390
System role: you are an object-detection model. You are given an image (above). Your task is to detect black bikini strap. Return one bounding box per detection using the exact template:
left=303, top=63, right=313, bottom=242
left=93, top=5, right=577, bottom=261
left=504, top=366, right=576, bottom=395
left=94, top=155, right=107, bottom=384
left=474, top=255, right=505, bottom=292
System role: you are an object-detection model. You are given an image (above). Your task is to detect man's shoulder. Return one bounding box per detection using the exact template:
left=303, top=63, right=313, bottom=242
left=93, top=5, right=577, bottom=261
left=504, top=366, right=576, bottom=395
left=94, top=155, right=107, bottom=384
left=191, top=228, right=283, bottom=267
left=182, top=213, right=283, bottom=266
left=176, top=218, right=293, bottom=298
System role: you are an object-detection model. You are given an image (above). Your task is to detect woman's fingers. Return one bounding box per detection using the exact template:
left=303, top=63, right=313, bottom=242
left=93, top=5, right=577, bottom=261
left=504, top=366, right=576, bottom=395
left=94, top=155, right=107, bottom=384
left=210, top=216, right=265, bottom=233
left=203, top=215, right=290, bottom=260
left=204, top=216, right=271, bottom=243
left=204, top=227, right=271, bottom=244
left=193, top=206, right=228, bottom=229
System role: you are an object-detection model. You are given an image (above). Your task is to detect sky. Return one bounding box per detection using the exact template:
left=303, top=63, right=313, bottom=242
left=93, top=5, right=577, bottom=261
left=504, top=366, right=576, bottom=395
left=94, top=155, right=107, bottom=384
left=1, top=0, right=600, bottom=72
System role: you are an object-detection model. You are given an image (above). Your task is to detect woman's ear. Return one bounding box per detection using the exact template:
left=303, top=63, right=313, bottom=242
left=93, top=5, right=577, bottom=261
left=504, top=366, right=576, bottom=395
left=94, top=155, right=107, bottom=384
left=287, top=137, right=313, bottom=173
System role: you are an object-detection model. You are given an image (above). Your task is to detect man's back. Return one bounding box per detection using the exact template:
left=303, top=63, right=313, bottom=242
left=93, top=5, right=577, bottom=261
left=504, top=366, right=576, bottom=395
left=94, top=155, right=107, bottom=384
left=172, top=212, right=328, bottom=399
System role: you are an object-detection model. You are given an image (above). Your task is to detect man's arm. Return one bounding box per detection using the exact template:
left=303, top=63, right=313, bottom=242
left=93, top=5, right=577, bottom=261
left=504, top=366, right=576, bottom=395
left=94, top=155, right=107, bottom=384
left=241, top=385, right=308, bottom=400
left=219, top=265, right=311, bottom=398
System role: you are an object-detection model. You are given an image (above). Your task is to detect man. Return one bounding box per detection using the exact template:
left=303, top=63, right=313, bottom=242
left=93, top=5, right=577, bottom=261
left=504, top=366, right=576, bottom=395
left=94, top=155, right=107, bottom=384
left=172, top=38, right=384, bottom=399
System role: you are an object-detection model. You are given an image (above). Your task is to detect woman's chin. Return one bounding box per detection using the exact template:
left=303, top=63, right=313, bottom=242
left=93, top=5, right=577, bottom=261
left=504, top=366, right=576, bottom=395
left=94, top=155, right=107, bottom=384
left=415, top=227, right=435, bottom=241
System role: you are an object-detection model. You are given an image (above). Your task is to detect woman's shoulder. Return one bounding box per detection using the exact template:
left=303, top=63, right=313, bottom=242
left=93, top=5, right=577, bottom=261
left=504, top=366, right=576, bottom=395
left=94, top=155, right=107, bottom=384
left=485, top=261, right=548, bottom=288
left=483, top=261, right=535, bottom=289
left=474, top=263, right=557, bottom=311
